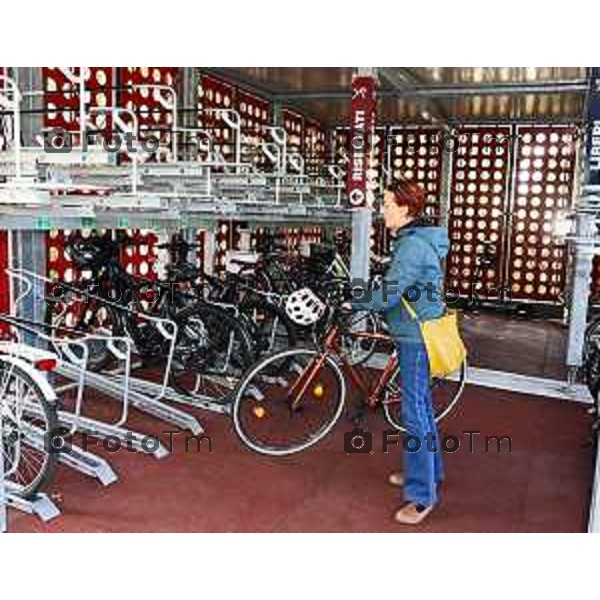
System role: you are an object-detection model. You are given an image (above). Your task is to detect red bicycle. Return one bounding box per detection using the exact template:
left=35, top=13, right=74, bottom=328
left=232, top=307, right=467, bottom=456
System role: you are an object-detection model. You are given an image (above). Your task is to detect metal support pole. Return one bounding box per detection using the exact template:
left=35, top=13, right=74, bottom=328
left=12, top=230, right=48, bottom=347
left=582, top=68, right=600, bottom=534
left=14, top=67, right=43, bottom=146
left=204, top=228, right=215, bottom=276
left=350, top=208, right=372, bottom=281
left=438, top=140, right=452, bottom=227
left=566, top=213, right=596, bottom=374
left=182, top=67, right=198, bottom=130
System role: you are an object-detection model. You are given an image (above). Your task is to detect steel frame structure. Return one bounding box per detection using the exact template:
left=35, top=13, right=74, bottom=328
left=1, top=66, right=599, bottom=533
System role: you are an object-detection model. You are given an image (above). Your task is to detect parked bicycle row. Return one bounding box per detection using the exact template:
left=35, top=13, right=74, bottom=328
left=2, top=230, right=467, bottom=521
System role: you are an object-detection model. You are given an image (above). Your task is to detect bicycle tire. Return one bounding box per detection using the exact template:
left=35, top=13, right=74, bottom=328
left=382, top=358, right=467, bottom=432
left=170, top=303, right=254, bottom=400
left=1, top=361, right=58, bottom=499
left=232, top=348, right=346, bottom=456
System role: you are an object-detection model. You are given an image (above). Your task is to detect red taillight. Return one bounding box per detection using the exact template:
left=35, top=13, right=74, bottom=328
left=35, top=358, right=57, bottom=372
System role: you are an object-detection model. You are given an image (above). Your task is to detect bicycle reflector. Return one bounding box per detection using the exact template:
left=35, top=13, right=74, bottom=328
left=284, top=288, right=326, bottom=326
left=35, top=358, right=58, bottom=372
left=252, top=405, right=267, bottom=419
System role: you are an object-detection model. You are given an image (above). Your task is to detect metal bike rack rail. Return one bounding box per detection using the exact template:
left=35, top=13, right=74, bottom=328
left=5, top=267, right=185, bottom=465
left=0, top=315, right=122, bottom=487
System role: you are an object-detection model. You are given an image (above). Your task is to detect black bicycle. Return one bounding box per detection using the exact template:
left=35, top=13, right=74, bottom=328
left=46, top=233, right=254, bottom=402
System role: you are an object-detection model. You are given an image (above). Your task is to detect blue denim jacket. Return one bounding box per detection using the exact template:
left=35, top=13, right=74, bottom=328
left=355, top=221, right=449, bottom=340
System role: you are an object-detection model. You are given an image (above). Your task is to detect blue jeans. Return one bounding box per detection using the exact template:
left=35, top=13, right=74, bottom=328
left=397, top=335, right=444, bottom=507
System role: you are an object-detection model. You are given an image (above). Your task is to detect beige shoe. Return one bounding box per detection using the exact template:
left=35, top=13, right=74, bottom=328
left=387, top=472, right=405, bottom=487
left=393, top=502, right=433, bottom=525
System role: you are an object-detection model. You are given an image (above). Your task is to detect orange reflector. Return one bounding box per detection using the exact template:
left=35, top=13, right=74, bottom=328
left=313, top=384, right=324, bottom=398
left=252, top=406, right=266, bottom=419
left=35, top=358, right=57, bottom=372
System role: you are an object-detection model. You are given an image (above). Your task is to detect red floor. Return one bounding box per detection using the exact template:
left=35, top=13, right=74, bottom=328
left=8, top=381, right=596, bottom=533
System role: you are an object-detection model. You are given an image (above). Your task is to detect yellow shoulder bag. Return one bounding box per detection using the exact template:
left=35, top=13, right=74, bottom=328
left=401, top=298, right=467, bottom=378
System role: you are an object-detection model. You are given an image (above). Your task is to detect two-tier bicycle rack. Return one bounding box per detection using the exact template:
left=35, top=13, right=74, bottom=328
left=0, top=71, right=352, bottom=530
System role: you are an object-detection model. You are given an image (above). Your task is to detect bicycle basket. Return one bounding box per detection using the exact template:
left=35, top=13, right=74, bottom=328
left=284, top=288, right=326, bottom=326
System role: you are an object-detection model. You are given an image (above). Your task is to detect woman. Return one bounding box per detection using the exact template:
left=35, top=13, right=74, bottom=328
left=354, top=180, right=449, bottom=525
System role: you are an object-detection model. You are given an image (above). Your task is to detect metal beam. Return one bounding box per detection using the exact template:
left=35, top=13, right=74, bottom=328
left=272, top=80, right=589, bottom=101
left=326, top=115, right=586, bottom=128
left=379, top=67, right=450, bottom=126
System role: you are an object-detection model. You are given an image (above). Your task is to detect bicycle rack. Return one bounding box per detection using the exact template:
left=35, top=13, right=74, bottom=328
left=105, top=372, right=232, bottom=415
left=8, top=266, right=203, bottom=436
left=5, top=483, right=60, bottom=524
left=0, top=321, right=121, bottom=487
left=55, top=362, right=203, bottom=435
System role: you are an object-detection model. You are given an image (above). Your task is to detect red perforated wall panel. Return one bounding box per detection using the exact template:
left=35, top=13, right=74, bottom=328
left=215, top=221, right=241, bottom=273
left=304, top=119, right=326, bottom=176
left=282, top=109, right=304, bottom=156
left=197, top=75, right=236, bottom=161
left=389, top=127, right=444, bottom=221
left=121, top=229, right=159, bottom=279
left=506, top=126, right=577, bottom=302
left=47, top=229, right=81, bottom=283
left=119, top=67, right=179, bottom=162
left=237, top=88, right=271, bottom=168
left=447, top=126, right=511, bottom=298
left=43, top=67, right=113, bottom=143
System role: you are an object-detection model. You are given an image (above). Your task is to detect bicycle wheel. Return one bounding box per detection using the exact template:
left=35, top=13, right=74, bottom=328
left=583, top=340, right=600, bottom=417
left=237, top=265, right=274, bottom=294
left=584, top=317, right=600, bottom=365
left=1, top=361, right=58, bottom=499
left=170, top=304, right=254, bottom=402
left=382, top=358, right=467, bottom=432
left=232, top=348, right=346, bottom=456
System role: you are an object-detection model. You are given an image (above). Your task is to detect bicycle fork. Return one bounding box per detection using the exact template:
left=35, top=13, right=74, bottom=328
left=287, top=353, right=330, bottom=412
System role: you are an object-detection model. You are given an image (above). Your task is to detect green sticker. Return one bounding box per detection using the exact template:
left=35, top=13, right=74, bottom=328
left=36, top=216, right=51, bottom=230
left=117, top=217, right=129, bottom=229
left=81, top=217, right=96, bottom=229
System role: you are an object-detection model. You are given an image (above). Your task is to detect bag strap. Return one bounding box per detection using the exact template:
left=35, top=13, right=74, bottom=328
left=398, top=233, right=435, bottom=324
left=401, top=296, right=419, bottom=322
left=397, top=230, right=446, bottom=324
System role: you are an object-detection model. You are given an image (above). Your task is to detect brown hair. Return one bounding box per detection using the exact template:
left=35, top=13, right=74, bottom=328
left=385, top=180, right=426, bottom=217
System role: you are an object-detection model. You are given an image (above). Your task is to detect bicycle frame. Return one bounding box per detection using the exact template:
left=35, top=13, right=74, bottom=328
left=289, top=321, right=398, bottom=410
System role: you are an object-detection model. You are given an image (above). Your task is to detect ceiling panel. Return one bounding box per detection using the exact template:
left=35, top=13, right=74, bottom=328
left=207, top=67, right=589, bottom=127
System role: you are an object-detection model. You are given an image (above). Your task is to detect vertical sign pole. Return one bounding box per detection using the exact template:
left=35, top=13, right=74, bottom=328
left=579, top=67, right=600, bottom=533
left=348, top=69, right=377, bottom=282
left=567, top=69, right=600, bottom=372
left=584, top=67, right=600, bottom=188
left=0, top=401, right=6, bottom=532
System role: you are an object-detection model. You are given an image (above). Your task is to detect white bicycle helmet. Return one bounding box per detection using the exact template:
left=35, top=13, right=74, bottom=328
left=284, top=288, right=326, bottom=326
